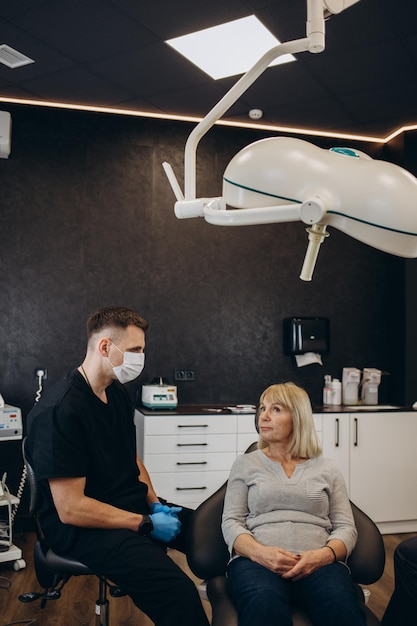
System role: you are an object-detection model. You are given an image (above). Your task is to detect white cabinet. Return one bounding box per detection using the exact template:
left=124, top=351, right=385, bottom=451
left=349, top=411, right=417, bottom=532
left=313, top=413, right=323, bottom=446
left=236, top=413, right=257, bottom=454
left=136, top=408, right=417, bottom=530
left=319, top=411, right=417, bottom=533
left=135, top=410, right=255, bottom=509
left=320, top=413, right=350, bottom=487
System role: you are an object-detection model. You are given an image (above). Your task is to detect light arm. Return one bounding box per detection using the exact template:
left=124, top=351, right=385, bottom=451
left=161, top=0, right=383, bottom=282
left=163, top=0, right=335, bottom=204
left=182, top=37, right=312, bottom=201
left=162, top=162, right=184, bottom=202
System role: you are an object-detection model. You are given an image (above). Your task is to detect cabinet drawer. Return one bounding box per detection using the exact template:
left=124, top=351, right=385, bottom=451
left=145, top=451, right=237, bottom=473
left=144, top=414, right=237, bottom=435
left=237, top=413, right=256, bottom=433
left=151, top=471, right=230, bottom=507
left=145, top=433, right=236, bottom=454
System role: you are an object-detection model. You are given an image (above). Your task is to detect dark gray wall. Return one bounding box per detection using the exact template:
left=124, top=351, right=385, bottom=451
left=0, top=104, right=407, bottom=410
left=385, top=131, right=417, bottom=406
left=0, top=104, right=411, bottom=513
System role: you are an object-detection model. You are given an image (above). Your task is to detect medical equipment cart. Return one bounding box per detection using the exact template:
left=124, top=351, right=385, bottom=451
left=0, top=400, right=26, bottom=570
left=0, top=484, right=26, bottom=570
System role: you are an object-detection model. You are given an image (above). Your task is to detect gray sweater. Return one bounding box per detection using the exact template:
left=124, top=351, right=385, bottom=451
left=222, top=450, right=357, bottom=558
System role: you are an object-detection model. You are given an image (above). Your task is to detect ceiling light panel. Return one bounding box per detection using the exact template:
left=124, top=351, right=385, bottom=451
left=166, top=15, right=295, bottom=80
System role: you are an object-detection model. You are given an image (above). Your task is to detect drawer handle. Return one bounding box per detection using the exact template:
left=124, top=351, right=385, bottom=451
left=176, top=461, right=208, bottom=466
left=176, top=486, right=208, bottom=491
left=177, top=424, right=209, bottom=428
left=354, top=417, right=358, bottom=446
left=177, top=443, right=208, bottom=447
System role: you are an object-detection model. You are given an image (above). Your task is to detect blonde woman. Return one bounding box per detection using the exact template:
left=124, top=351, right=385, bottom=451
left=222, top=382, right=366, bottom=626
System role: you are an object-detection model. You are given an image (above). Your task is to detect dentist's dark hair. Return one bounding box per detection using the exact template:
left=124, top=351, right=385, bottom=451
left=86, top=306, right=149, bottom=343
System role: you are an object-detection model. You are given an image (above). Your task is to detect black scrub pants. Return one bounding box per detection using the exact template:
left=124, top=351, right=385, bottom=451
left=381, top=535, right=417, bottom=626
left=62, top=508, right=209, bottom=626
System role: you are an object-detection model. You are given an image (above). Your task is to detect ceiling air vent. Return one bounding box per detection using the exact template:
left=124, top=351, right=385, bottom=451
left=0, top=44, right=34, bottom=68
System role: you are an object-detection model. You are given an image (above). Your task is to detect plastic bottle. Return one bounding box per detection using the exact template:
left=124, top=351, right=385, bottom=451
left=323, top=375, right=332, bottom=406
left=330, top=378, right=342, bottom=405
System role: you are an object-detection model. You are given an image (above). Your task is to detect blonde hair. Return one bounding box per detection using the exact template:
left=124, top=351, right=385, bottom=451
left=257, top=382, right=322, bottom=458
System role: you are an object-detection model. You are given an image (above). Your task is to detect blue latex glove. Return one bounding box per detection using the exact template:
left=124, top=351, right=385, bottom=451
left=150, top=502, right=182, bottom=518
left=150, top=510, right=181, bottom=543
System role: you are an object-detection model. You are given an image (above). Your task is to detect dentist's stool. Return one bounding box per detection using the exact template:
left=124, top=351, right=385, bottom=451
left=19, top=437, right=125, bottom=625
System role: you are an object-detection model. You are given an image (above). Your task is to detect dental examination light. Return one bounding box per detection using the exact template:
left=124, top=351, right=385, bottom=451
left=163, top=0, right=417, bottom=280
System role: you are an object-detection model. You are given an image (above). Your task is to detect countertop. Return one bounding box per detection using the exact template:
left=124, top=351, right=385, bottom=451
left=136, top=403, right=416, bottom=416
left=313, top=404, right=415, bottom=413
left=136, top=404, right=252, bottom=416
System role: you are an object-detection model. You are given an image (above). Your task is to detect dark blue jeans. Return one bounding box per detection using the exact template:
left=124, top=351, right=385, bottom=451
left=227, top=556, right=366, bottom=626
left=381, top=536, right=417, bottom=626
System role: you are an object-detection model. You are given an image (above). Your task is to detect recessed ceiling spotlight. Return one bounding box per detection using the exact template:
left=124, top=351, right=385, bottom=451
left=249, top=109, right=263, bottom=120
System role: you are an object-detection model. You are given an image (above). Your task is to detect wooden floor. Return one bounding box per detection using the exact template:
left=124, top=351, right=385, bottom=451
left=0, top=532, right=414, bottom=625
left=0, top=532, right=211, bottom=626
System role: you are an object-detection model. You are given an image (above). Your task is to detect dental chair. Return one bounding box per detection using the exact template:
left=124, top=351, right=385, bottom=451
left=186, top=442, right=385, bottom=626
left=19, top=437, right=124, bottom=625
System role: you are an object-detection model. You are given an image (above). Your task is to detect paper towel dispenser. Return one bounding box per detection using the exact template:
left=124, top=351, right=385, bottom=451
left=283, top=317, right=329, bottom=355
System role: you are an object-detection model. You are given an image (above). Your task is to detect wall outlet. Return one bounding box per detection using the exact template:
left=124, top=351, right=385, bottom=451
left=34, top=368, right=48, bottom=379
left=174, top=369, right=195, bottom=381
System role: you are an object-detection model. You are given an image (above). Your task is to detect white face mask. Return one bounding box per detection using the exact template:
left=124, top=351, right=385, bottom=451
left=107, top=342, right=145, bottom=384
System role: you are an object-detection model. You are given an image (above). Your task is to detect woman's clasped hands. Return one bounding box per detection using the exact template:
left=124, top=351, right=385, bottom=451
left=254, top=544, right=334, bottom=581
